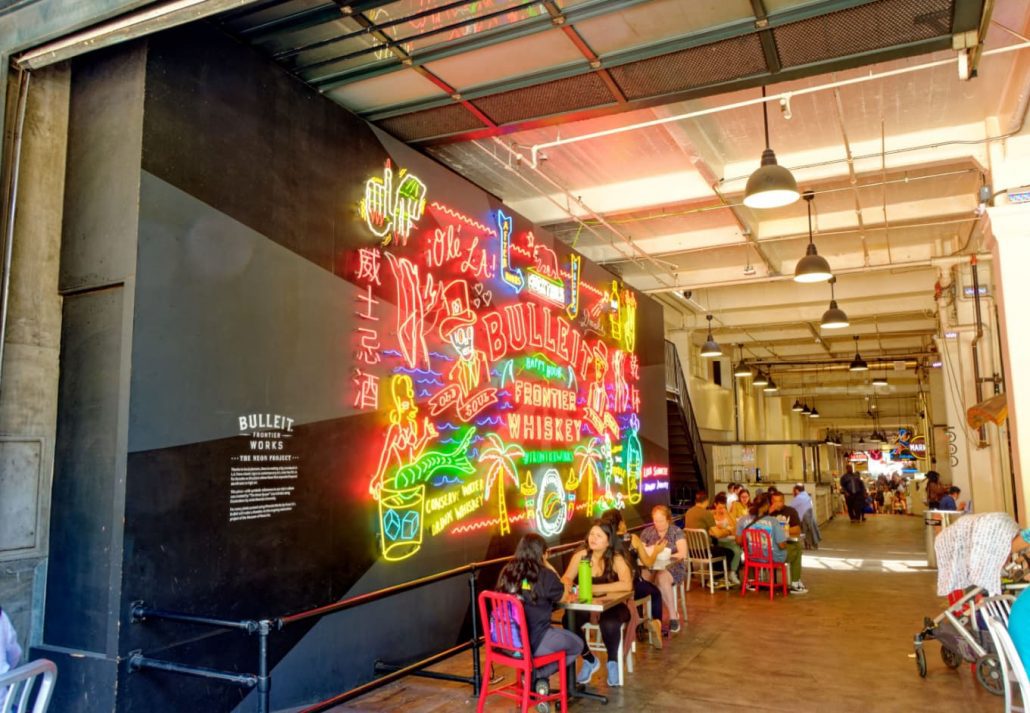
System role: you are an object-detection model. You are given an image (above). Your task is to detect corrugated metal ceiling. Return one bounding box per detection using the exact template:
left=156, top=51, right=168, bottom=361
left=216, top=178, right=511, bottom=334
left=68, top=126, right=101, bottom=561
left=218, top=0, right=979, bottom=143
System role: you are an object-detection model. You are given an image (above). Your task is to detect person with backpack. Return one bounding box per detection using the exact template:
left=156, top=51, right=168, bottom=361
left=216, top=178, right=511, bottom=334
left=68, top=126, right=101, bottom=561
left=495, top=533, right=592, bottom=686
left=840, top=465, right=867, bottom=523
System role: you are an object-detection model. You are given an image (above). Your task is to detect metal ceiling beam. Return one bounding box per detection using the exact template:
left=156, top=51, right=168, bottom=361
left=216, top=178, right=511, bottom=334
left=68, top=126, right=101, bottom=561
left=311, top=0, right=651, bottom=91
left=294, top=0, right=541, bottom=73
left=542, top=0, right=627, bottom=104
left=350, top=0, right=922, bottom=121
left=410, top=33, right=955, bottom=145
left=229, top=0, right=396, bottom=39
left=340, top=9, right=496, bottom=131
left=749, top=0, right=782, bottom=75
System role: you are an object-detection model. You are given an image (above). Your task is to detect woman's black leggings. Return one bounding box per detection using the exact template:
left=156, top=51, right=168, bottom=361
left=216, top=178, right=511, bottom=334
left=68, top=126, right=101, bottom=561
left=572, top=604, right=631, bottom=661
left=634, top=578, right=662, bottom=620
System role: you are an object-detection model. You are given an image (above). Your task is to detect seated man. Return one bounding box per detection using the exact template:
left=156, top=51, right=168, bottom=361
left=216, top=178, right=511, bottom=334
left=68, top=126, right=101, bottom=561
left=683, top=490, right=740, bottom=586
left=769, top=489, right=807, bottom=593
left=938, top=486, right=961, bottom=511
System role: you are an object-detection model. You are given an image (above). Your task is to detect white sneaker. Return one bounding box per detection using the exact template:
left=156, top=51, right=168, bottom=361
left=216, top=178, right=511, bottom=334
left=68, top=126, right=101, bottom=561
left=789, top=581, right=808, bottom=595
left=729, top=572, right=741, bottom=586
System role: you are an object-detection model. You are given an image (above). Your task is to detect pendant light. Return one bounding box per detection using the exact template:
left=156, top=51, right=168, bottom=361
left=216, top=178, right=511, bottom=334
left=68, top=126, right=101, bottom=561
left=763, top=376, right=778, bottom=393
left=752, top=370, right=769, bottom=388
left=872, top=373, right=888, bottom=387
left=794, top=191, right=832, bottom=283
left=700, top=314, right=722, bottom=358
left=801, top=403, right=812, bottom=416
left=820, top=276, right=849, bottom=329
left=849, top=335, right=868, bottom=372
left=791, top=399, right=804, bottom=412
left=809, top=406, right=820, bottom=418
left=743, top=86, right=800, bottom=209
left=733, top=344, right=752, bottom=378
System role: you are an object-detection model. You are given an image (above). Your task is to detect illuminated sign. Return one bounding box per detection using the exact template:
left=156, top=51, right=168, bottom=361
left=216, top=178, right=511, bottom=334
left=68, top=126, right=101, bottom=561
left=353, top=162, right=653, bottom=561
left=360, top=160, right=427, bottom=247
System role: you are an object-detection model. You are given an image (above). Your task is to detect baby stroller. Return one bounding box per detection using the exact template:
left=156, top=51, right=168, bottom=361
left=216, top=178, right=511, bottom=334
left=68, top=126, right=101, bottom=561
left=912, top=587, right=1013, bottom=695
left=913, top=511, right=1025, bottom=695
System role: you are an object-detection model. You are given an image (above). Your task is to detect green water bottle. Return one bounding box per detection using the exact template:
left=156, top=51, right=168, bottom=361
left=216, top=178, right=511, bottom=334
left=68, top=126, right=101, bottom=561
left=577, top=558, right=593, bottom=603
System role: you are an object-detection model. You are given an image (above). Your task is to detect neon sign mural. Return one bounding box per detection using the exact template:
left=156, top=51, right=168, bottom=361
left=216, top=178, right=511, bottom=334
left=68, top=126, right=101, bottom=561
left=353, top=162, right=662, bottom=561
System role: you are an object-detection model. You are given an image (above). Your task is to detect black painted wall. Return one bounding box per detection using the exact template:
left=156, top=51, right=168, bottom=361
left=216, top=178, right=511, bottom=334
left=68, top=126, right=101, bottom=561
left=44, top=22, right=669, bottom=712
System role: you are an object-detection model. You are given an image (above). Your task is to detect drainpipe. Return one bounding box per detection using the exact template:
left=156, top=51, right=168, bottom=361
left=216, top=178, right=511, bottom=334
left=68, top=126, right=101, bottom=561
left=0, top=69, right=31, bottom=395
left=970, top=256, right=987, bottom=447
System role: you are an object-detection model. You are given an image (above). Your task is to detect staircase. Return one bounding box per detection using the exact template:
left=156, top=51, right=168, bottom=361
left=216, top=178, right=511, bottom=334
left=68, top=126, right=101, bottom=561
left=665, top=341, right=708, bottom=504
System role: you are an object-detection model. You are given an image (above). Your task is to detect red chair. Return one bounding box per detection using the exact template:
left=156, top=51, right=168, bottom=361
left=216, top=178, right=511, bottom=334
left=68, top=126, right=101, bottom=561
left=477, top=590, right=568, bottom=713
left=740, top=528, right=788, bottom=600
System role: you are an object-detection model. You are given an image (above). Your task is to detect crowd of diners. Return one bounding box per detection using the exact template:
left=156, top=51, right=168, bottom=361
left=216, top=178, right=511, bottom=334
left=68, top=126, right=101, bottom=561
left=493, top=485, right=819, bottom=689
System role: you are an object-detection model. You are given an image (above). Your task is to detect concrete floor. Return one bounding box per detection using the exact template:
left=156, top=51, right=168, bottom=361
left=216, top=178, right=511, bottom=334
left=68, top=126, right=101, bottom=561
left=331, top=514, right=1004, bottom=712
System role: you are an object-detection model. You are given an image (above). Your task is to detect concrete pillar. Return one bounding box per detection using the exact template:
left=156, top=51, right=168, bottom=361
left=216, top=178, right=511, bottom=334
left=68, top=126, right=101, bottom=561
left=0, top=65, right=68, bottom=648
left=986, top=203, right=1030, bottom=520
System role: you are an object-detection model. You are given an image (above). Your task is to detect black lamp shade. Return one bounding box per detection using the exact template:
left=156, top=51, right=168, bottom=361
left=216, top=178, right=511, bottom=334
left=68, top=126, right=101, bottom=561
left=701, top=336, right=722, bottom=358
left=734, top=362, right=752, bottom=378
left=752, top=371, right=769, bottom=387
left=744, top=149, right=800, bottom=209
left=792, top=400, right=803, bottom=412
left=820, top=300, right=849, bottom=329
left=849, top=354, right=869, bottom=372
left=763, top=378, right=778, bottom=393
left=794, top=243, right=833, bottom=283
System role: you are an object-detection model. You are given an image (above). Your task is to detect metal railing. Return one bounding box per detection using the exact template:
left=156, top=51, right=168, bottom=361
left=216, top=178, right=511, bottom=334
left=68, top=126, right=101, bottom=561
left=129, top=536, right=602, bottom=712
left=664, top=340, right=708, bottom=488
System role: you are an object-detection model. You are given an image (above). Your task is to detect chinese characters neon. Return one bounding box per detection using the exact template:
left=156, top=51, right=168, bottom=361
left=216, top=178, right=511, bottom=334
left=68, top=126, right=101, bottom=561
left=353, top=162, right=654, bottom=561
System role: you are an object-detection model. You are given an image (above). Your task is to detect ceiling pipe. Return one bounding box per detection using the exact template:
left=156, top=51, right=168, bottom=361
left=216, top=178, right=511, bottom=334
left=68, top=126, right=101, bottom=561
left=526, top=40, right=1030, bottom=167
left=480, top=137, right=678, bottom=288
left=469, top=139, right=642, bottom=267
left=600, top=215, right=980, bottom=266
left=555, top=168, right=979, bottom=235
left=643, top=253, right=991, bottom=293
left=761, top=360, right=923, bottom=372
left=830, top=87, right=871, bottom=267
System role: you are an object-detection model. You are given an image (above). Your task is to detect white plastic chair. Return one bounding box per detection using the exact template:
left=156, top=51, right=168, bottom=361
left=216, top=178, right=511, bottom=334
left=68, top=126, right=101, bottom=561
left=0, top=659, right=57, bottom=713
left=683, top=528, right=729, bottom=593
left=671, top=579, right=687, bottom=622
left=581, top=621, right=633, bottom=685
left=979, top=594, right=1016, bottom=626
left=984, top=612, right=1030, bottom=713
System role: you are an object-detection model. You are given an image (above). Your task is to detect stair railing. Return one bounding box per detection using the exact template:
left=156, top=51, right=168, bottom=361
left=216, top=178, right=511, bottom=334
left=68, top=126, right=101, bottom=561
left=664, top=340, right=708, bottom=488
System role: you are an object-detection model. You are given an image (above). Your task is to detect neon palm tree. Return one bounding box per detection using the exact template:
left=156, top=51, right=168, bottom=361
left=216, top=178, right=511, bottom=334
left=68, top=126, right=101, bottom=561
left=479, top=433, right=525, bottom=536
left=573, top=437, right=604, bottom=517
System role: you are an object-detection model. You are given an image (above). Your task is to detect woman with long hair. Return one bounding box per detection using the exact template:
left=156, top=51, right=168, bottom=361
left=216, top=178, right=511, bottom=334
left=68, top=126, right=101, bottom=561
left=600, top=508, right=664, bottom=649
left=562, top=520, right=633, bottom=686
left=735, top=492, right=805, bottom=594
left=496, top=534, right=592, bottom=682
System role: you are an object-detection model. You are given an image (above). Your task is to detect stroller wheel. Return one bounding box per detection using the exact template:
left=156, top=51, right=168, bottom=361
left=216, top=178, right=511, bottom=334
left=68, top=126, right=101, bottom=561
left=915, top=647, right=927, bottom=678
left=976, top=654, right=1006, bottom=696
left=940, top=645, right=963, bottom=669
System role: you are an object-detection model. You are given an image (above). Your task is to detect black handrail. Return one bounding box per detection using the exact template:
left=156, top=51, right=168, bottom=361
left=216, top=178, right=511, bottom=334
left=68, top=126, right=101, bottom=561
left=129, top=536, right=586, bottom=710
left=128, top=522, right=657, bottom=712
left=664, top=340, right=709, bottom=488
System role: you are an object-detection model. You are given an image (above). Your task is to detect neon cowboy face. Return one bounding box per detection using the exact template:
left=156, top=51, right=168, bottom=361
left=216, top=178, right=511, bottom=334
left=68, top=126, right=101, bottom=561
left=450, top=324, right=475, bottom=361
